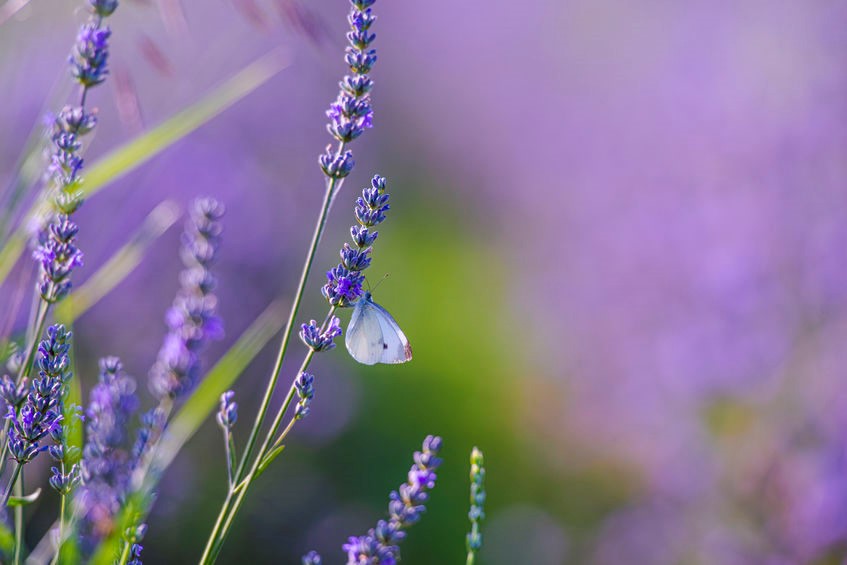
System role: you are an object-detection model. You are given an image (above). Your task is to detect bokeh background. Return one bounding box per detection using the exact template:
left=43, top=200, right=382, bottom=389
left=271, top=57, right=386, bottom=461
left=3, top=0, right=847, bottom=563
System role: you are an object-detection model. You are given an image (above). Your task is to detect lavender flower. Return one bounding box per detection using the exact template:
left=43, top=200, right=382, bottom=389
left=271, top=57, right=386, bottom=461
left=302, top=550, right=323, bottom=565
left=319, top=0, right=380, bottom=179
left=69, top=23, right=112, bottom=87
left=34, top=0, right=118, bottom=304
left=343, top=435, right=443, bottom=564
left=6, top=325, right=72, bottom=465
left=294, top=372, right=315, bottom=420
left=216, top=391, right=238, bottom=430
left=76, top=357, right=140, bottom=554
left=300, top=317, right=343, bottom=352
left=466, top=447, right=486, bottom=563
left=322, top=175, right=389, bottom=307
left=127, top=543, right=144, bottom=565
left=150, top=197, right=224, bottom=400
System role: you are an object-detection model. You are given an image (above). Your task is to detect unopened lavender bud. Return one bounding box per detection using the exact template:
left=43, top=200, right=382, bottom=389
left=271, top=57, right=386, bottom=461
left=216, top=391, right=238, bottom=430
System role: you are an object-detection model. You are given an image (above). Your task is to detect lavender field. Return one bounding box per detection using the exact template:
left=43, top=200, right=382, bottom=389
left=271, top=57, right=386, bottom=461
left=1, top=0, right=847, bottom=563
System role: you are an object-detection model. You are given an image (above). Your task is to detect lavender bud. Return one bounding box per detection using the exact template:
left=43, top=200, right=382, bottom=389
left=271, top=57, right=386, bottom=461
left=302, top=551, right=322, bottom=565
left=150, top=197, right=224, bottom=400
left=300, top=317, right=343, bottom=352
left=216, top=391, right=238, bottom=430
left=294, top=372, right=315, bottom=420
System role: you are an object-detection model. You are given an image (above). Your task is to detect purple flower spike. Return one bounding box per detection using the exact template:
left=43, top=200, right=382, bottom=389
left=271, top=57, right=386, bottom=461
left=318, top=0, right=380, bottom=179
left=150, top=197, right=224, bottom=400
left=342, top=436, right=443, bottom=564
left=76, top=357, right=140, bottom=556
left=7, top=325, right=73, bottom=465
left=34, top=0, right=119, bottom=304
left=320, top=175, right=390, bottom=309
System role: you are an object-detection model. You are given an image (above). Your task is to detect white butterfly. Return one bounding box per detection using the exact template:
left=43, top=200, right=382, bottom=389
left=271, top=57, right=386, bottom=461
left=345, top=291, right=413, bottom=365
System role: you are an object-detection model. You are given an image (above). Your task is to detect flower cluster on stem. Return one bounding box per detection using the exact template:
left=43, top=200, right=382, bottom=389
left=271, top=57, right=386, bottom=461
left=322, top=175, right=389, bottom=307
left=76, top=357, right=140, bottom=555
left=5, top=325, right=73, bottom=467
left=150, top=198, right=224, bottom=400
left=34, top=0, right=119, bottom=304
left=342, top=435, right=443, bottom=564
left=319, top=0, right=380, bottom=180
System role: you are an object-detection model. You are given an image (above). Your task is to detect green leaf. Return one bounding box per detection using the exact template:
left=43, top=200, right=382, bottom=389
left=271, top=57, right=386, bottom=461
left=256, top=444, right=286, bottom=477
left=0, top=49, right=290, bottom=286
left=54, top=201, right=181, bottom=323
left=7, top=488, right=41, bottom=507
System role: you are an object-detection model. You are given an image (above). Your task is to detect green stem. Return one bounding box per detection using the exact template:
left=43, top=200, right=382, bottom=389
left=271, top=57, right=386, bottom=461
left=1, top=463, right=21, bottom=508
left=466, top=551, right=476, bottom=565
left=232, top=172, right=342, bottom=485
left=14, top=468, right=24, bottom=565
left=50, top=484, right=66, bottom=565
left=205, top=350, right=316, bottom=564
left=117, top=539, right=131, bottom=565
left=199, top=155, right=346, bottom=563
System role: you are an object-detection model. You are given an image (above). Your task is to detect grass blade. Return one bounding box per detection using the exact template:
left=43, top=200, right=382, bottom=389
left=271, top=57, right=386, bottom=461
left=0, top=48, right=290, bottom=286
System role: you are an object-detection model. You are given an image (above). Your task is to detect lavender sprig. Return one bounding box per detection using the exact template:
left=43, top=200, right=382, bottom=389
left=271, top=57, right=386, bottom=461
left=323, top=175, right=389, bottom=307
left=342, top=435, right=443, bottom=564
left=150, top=198, right=224, bottom=401
left=198, top=1, right=385, bottom=560
left=35, top=0, right=118, bottom=306
left=216, top=391, right=238, bottom=487
left=465, top=447, right=486, bottom=565
left=5, top=325, right=72, bottom=469
left=318, top=0, right=379, bottom=181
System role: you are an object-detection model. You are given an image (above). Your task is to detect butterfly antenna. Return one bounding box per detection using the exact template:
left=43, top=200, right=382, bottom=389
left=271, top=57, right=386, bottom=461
left=372, top=273, right=390, bottom=292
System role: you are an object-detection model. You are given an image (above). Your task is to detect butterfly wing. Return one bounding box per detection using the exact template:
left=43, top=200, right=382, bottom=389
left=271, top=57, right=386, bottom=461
left=345, top=298, right=385, bottom=365
left=370, top=300, right=413, bottom=364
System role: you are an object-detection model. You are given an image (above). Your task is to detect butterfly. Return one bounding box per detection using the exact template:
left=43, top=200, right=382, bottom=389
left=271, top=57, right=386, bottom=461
left=345, top=291, right=413, bottom=365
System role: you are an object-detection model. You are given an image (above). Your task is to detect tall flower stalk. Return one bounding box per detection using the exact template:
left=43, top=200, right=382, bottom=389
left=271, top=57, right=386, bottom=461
left=465, top=447, right=486, bottom=565
left=198, top=0, right=381, bottom=561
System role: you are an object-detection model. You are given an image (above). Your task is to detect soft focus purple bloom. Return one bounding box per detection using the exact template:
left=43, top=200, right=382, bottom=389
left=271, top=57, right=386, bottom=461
left=77, top=357, right=139, bottom=555
left=343, top=436, right=442, bottom=564
left=69, top=24, right=112, bottom=87
left=302, top=550, right=322, bottom=565
left=300, top=316, right=343, bottom=352
left=0, top=374, right=28, bottom=409
left=150, top=197, right=224, bottom=400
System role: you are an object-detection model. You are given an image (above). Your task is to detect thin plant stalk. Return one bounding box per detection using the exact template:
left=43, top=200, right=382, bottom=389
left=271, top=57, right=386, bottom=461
left=50, top=473, right=67, bottom=565
left=199, top=152, right=346, bottom=562
left=14, top=469, right=24, bottom=565
left=1, top=462, right=21, bottom=507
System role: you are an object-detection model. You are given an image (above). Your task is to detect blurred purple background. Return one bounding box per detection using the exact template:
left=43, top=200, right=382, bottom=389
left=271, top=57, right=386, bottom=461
left=3, top=0, right=847, bottom=563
